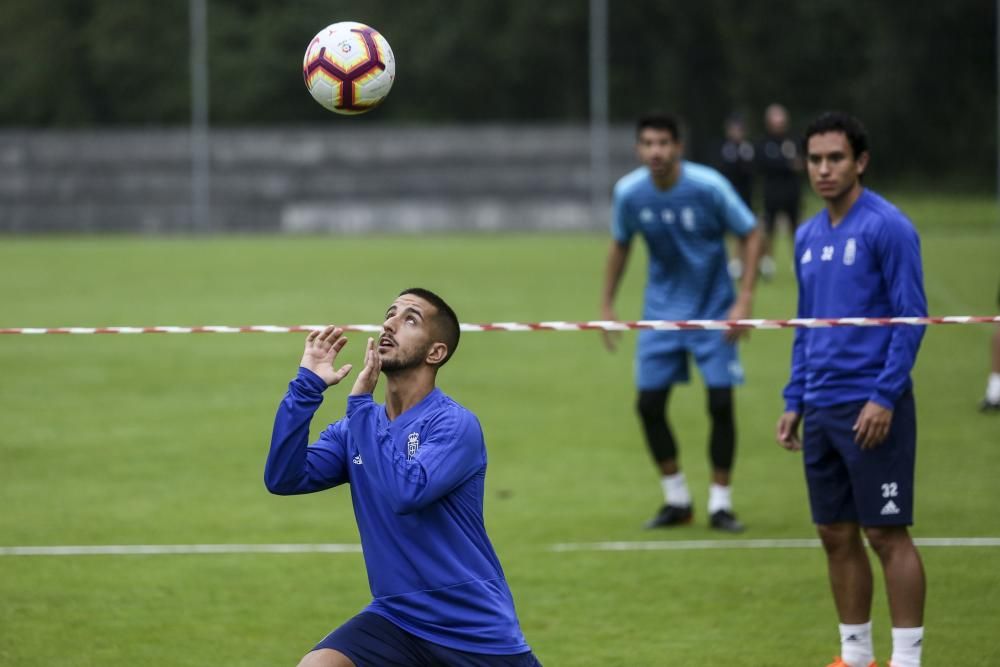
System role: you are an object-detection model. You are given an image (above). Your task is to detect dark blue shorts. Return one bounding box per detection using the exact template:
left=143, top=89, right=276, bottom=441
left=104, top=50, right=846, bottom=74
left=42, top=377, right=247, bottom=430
left=802, top=392, right=916, bottom=527
left=313, top=612, right=542, bottom=667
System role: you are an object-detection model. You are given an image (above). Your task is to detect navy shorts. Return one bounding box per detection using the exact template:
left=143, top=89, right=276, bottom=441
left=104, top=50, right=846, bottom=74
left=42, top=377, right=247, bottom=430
left=313, top=612, right=542, bottom=667
left=802, top=392, right=916, bottom=527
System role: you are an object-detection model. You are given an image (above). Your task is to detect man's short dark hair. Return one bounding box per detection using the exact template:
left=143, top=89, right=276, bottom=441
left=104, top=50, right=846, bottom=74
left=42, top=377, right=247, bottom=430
left=636, top=112, right=681, bottom=142
left=399, top=287, right=460, bottom=367
left=803, top=111, right=869, bottom=159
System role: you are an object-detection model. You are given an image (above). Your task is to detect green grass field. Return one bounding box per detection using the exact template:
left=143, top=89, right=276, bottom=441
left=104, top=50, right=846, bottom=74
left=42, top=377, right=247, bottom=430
left=1, top=193, right=999, bottom=666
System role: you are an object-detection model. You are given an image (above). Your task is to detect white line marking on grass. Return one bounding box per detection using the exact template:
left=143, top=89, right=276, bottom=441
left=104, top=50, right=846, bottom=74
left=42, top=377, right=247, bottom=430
left=548, top=537, right=1000, bottom=552
left=2, top=538, right=998, bottom=557
left=0, top=543, right=362, bottom=556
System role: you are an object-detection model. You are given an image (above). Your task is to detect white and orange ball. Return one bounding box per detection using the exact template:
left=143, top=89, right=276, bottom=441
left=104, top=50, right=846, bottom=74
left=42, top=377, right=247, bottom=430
left=303, top=22, right=395, bottom=115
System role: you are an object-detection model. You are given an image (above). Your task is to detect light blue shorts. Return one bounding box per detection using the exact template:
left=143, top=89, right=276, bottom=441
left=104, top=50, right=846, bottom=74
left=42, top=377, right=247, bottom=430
left=635, top=329, right=744, bottom=390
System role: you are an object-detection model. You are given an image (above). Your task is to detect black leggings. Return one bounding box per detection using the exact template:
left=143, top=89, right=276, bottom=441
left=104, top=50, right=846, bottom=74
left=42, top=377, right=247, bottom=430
left=636, top=387, right=736, bottom=470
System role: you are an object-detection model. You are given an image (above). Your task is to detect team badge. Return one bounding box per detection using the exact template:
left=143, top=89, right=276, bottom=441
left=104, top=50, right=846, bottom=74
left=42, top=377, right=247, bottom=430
left=681, top=207, right=696, bottom=231
left=844, top=238, right=857, bottom=266
left=407, top=432, right=420, bottom=460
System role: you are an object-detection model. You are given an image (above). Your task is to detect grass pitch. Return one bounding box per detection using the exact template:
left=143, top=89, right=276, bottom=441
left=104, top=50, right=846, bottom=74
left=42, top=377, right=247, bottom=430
left=1, top=193, right=998, bottom=665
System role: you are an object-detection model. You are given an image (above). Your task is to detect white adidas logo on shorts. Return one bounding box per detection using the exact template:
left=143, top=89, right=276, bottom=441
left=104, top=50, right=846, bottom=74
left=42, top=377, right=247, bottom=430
left=880, top=499, right=901, bottom=515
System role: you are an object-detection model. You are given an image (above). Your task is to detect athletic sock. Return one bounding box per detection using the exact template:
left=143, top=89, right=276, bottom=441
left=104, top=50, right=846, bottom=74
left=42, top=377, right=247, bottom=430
left=707, top=483, right=732, bottom=514
left=890, top=626, right=923, bottom=667
left=986, top=372, right=1000, bottom=403
left=660, top=473, right=691, bottom=506
left=838, top=621, right=874, bottom=667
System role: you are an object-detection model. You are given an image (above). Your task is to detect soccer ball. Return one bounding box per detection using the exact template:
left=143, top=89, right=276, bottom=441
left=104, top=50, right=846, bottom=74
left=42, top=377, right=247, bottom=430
left=303, top=22, right=395, bottom=115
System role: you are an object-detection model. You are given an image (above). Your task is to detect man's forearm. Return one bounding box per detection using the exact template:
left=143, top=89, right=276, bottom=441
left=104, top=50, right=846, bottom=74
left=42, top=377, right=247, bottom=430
left=737, top=227, right=763, bottom=297
left=602, top=243, right=630, bottom=312
left=264, top=369, right=325, bottom=495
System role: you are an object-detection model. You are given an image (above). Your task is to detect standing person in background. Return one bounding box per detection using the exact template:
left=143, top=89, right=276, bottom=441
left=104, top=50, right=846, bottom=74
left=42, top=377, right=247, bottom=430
left=980, top=282, right=1000, bottom=411
left=601, top=112, right=763, bottom=533
left=265, top=288, right=541, bottom=667
left=718, top=113, right=755, bottom=210
left=718, top=113, right=757, bottom=280
left=758, top=103, right=803, bottom=280
left=776, top=112, right=927, bottom=667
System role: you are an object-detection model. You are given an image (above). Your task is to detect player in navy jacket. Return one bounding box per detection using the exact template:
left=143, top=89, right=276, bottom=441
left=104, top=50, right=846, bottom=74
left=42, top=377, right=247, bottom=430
left=266, top=288, right=540, bottom=667
left=776, top=113, right=927, bottom=667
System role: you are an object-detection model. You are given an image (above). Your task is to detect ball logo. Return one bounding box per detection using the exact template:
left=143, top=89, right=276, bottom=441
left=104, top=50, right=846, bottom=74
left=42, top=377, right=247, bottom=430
left=339, top=41, right=352, bottom=54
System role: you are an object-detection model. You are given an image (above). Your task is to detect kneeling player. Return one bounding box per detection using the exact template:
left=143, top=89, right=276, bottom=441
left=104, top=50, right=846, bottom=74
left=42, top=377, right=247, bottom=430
left=265, top=289, right=541, bottom=667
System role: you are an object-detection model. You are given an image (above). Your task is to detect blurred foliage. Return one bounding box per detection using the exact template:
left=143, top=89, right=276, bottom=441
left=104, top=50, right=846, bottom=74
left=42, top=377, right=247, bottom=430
left=0, top=0, right=994, bottom=186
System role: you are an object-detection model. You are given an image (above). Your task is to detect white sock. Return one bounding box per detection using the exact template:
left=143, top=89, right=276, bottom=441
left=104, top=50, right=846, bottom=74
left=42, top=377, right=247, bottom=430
left=708, top=483, right=732, bottom=514
left=890, top=626, right=923, bottom=667
left=986, top=372, right=1000, bottom=403
left=660, top=473, right=691, bottom=506
left=839, top=621, right=873, bottom=667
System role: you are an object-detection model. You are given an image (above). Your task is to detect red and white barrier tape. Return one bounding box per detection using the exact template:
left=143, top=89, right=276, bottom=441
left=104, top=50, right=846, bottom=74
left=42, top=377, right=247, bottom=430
left=0, top=316, right=997, bottom=335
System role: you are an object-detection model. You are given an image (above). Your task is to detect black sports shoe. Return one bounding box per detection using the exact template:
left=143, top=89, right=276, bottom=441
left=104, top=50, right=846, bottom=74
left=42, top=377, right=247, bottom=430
left=979, top=398, right=1000, bottom=413
left=709, top=509, right=746, bottom=533
left=643, top=504, right=693, bottom=529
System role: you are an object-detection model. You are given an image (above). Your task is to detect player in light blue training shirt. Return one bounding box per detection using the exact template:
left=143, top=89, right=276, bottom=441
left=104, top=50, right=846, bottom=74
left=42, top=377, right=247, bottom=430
left=265, top=289, right=540, bottom=667
left=776, top=112, right=927, bottom=667
left=601, top=113, right=763, bottom=533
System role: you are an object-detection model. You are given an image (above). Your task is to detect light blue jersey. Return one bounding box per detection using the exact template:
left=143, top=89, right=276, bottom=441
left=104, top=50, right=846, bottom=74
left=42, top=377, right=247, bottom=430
left=612, top=162, right=756, bottom=320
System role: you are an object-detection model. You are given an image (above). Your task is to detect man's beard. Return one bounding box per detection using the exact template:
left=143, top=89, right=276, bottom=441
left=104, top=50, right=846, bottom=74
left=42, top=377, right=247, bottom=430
left=380, top=343, right=430, bottom=374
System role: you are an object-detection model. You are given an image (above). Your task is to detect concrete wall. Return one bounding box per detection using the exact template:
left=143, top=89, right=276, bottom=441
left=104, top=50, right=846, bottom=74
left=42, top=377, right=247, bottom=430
left=0, top=125, right=637, bottom=234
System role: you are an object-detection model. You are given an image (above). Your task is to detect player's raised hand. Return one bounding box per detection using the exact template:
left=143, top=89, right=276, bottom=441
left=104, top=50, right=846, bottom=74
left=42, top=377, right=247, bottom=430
left=300, top=326, right=353, bottom=387
left=776, top=411, right=802, bottom=451
left=853, top=401, right=893, bottom=449
left=350, top=337, right=381, bottom=396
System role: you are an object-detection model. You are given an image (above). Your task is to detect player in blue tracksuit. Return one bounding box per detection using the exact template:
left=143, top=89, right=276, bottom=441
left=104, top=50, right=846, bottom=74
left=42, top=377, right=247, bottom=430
left=601, top=112, right=763, bottom=533
left=776, top=113, right=927, bottom=667
left=265, top=288, right=540, bottom=667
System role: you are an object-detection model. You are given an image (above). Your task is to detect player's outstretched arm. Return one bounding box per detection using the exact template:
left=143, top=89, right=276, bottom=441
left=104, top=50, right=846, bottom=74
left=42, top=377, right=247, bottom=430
left=264, top=328, right=355, bottom=495
left=300, top=326, right=354, bottom=386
